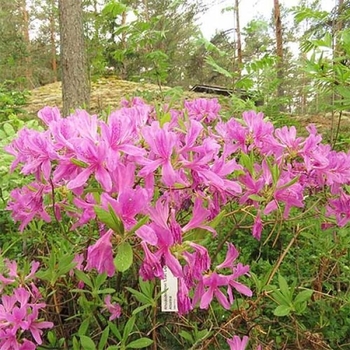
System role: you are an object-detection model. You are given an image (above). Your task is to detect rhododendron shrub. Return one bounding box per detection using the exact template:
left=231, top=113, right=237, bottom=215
left=0, top=260, right=53, bottom=349
left=4, top=97, right=350, bottom=347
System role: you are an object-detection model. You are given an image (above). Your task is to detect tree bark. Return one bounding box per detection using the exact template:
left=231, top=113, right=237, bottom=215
left=49, top=0, right=57, bottom=82
left=58, top=0, right=90, bottom=116
left=21, top=0, right=33, bottom=88
left=273, top=0, right=284, bottom=100
left=235, top=0, right=242, bottom=78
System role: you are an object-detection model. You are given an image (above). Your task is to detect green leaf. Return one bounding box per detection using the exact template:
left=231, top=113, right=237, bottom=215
left=98, top=326, right=110, bottom=350
left=132, top=303, right=153, bottom=315
left=47, top=331, right=57, bottom=345
left=94, top=206, right=124, bottom=234
left=73, top=336, right=80, bottom=350
left=274, top=305, right=291, bottom=317
left=277, top=176, right=300, bottom=191
left=95, top=273, right=108, bottom=289
left=80, top=335, right=97, bottom=350
left=102, top=0, right=128, bottom=16
left=108, top=204, right=125, bottom=235
left=57, top=254, right=76, bottom=276
left=78, top=318, right=90, bottom=336
left=126, top=338, right=153, bottom=349
left=125, top=287, right=152, bottom=305
left=108, top=321, right=122, bottom=341
left=115, top=242, right=133, bottom=272
left=179, top=330, right=194, bottom=343
left=205, top=56, right=233, bottom=78
left=268, top=283, right=292, bottom=306
left=123, top=315, right=136, bottom=340
left=97, top=288, right=116, bottom=295
left=294, top=289, right=313, bottom=305
left=160, top=112, right=171, bottom=127
left=266, top=158, right=280, bottom=185
left=248, top=194, right=265, bottom=202
left=128, top=216, right=149, bottom=235
left=208, top=209, right=226, bottom=229
left=239, top=152, right=254, bottom=175
left=3, top=122, right=15, bottom=136
left=138, top=277, right=153, bottom=297
left=278, top=274, right=291, bottom=300
left=75, top=270, right=93, bottom=289
left=70, top=158, right=88, bottom=168
left=294, top=301, right=307, bottom=314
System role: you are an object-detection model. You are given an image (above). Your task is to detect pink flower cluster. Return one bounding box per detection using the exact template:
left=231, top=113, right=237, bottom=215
left=0, top=260, right=53, bottom=349
left=227, top=335, right=261, bottom=350
left=5, top=97, right=350, bottom=315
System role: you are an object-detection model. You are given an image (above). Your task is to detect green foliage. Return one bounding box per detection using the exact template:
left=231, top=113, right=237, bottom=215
left=0, top=81, right=30, bottom=122
left=266, top=274, right=313, bottom=316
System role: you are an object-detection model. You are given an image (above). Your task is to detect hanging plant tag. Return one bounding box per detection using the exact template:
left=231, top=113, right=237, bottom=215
left=161, top=266, right=178, bottom=312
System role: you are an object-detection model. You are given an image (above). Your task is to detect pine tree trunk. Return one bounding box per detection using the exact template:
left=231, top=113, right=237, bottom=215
left=49, top=1, right=57, bottom=82
left=58, top=0, right=90, bottom=116
left=273, top=0, right=284, bottom=101
left=21, top=0, right=33, bottom=88
left=235, top=0, right=242, bottom=78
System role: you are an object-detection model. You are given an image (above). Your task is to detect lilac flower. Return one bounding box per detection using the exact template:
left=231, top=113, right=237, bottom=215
left=69, top=254, right=85, bottom=277
left=139, top=241, right=164, bottom=280
left=177, top=119, right=203, bottom=153
left=274, top=125, right=304, bottom=159
left=184, top=98, right=221, bottom=123
left=37, top=106, right=61, bottom=125
left=139, top=121, right=180, bottom=186
left=227, top=263, right=253, bottom=301
left=0, top=286, right=53, bottom=349
left=252, top=212, right=263, bottom=240
left=67, top=138, right=112, bottom=191
left=101, top=188, right=148, bottom=230
left=49, top=115, right=79, bottom=151
left=5, top=128, right=58, bottom=181
left=327, top=190, right=350, bottom=227
left=99, top=110, right=146, bottom=161
left=225, top=111, right=276, bottom=154
left=183, top=242, right=211, bottom=283
left=215, top=243, right=252, bottom=300
left=264, top=174, right=304, bottom=219
left=182, top=198, right=216, bottom=235
left=227, top=335, right=249, bottom=350
left=86, top=229, right=115, bottom=277
left=72, top=110, right=100, bottom=141
left=177, top=278, right=193, bottom=315
left=216, top=243, right=239, bottom=270
left=19, top=339, right=37, bottom=350
left=103, top=295, right=122, bottom=321
left=145, top=199, right=183, bottom=277
left=199, top=272, right=231, bottom=309
left=24, top=306, right=54, bottom=345
left=0, top=261, right=40, bottom=292
left=7, top=182, right=51, bottom=231
left=71, top=193, right=97, bottom=229
left=135, top=225, right=158, bottom=245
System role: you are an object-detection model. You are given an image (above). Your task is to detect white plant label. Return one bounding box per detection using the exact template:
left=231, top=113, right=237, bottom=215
left=161, top=265, right=178, bottom=312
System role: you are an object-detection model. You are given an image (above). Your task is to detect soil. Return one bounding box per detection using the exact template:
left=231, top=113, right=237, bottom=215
left=23, top=76, right=350, bottom=138
left=23, top=76, right=217, bottom=116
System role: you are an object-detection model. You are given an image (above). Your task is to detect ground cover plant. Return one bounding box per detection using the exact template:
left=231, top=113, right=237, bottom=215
left=1, top=97, right=350, bottom=349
